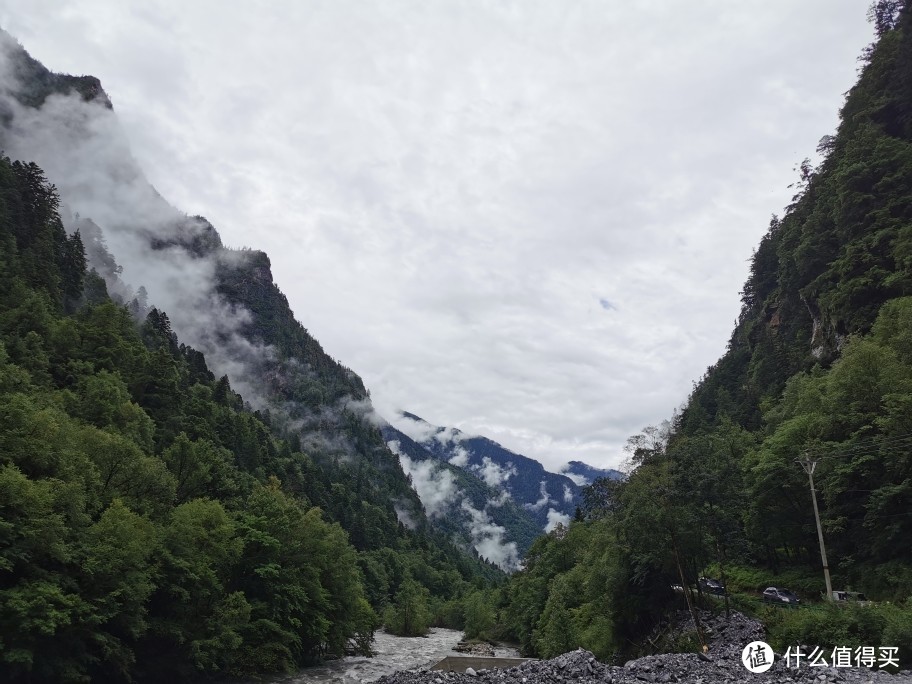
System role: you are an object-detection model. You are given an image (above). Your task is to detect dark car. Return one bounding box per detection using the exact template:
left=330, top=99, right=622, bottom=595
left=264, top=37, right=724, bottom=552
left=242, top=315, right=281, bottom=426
left=763, top=587, right=800, bottom=605
left=699, top=577, right=726, bottom=596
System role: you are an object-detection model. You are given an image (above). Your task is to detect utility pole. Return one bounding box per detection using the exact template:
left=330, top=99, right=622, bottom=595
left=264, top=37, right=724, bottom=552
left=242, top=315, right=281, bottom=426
left=798, top=452, right=833, bottom=601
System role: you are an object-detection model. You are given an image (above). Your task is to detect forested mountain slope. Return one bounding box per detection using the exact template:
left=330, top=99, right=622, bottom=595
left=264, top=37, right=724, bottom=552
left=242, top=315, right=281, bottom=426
left=495, top=1, right=912, bottom=665
left=383, top=423, right=543, bottom=565
left=0, top=31, right=503, bottom=683
left=391, top=412, right=584, bottom=530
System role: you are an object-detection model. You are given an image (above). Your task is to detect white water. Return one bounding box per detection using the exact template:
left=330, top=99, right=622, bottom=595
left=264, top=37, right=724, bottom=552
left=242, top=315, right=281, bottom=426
left=273, top=628, right=464, bottom=684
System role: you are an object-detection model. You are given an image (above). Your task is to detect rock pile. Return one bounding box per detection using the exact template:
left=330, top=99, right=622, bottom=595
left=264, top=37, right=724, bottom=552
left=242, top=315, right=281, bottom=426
left=373, top=612, right=912, bottom=684
left=454, top=641, right=496, bottom=657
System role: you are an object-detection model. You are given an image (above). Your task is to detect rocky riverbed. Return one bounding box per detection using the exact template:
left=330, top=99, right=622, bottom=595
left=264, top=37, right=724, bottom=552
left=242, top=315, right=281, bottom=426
left=374, top=611, right=912, bottom=684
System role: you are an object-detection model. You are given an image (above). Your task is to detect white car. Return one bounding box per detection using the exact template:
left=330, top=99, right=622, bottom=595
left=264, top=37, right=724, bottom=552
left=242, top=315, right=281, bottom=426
left=762, top=587, right=800, bottom=605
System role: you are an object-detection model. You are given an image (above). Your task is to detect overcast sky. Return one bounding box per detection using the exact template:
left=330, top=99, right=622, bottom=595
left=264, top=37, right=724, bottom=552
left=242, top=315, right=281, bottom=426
left=1, top=1, right=875, bottom=472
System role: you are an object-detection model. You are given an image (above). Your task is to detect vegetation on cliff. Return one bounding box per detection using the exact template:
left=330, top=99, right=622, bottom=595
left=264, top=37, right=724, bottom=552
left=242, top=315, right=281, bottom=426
left=0, top=156, right=500, bottom=682
left=497, top=0, right=912, bottom=665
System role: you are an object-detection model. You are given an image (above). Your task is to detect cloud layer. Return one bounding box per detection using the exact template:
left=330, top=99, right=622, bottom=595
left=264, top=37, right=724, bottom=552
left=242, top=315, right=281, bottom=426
left=0, top=2, right=875, bottom=471
left=391, top=443, right=521, bottom=570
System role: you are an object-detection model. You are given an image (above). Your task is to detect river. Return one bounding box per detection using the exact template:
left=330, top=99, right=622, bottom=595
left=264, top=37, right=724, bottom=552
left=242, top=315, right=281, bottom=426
left=268, top=629, right=519, bottom=684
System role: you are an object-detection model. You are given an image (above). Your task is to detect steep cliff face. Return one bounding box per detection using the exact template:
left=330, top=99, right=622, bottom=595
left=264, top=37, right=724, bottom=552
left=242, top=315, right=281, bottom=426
left=0, top=30, right=359, bottom=441
left=0, top=30, right=111, bottom=111
left=679, top=10, right=912, bottom=435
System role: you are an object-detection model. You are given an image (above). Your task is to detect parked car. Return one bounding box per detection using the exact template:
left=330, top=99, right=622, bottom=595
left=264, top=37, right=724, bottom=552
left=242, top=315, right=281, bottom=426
left=831, top=590, right=872, bottom=606
left=762, top=587, right=800, bottom=605
left=698, top=577, right=726, bottom=596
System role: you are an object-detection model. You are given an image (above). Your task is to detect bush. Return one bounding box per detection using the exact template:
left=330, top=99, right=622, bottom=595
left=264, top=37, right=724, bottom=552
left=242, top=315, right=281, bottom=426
left=856, top=561, right=912, bottom=602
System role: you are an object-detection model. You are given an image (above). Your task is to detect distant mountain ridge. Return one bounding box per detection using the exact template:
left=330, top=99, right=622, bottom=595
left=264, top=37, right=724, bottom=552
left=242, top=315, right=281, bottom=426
left=560, top=460, right=624, bottom=486
left=387, top=411, right=617, bottom=531
left=381, top=424, right=541, bottom=568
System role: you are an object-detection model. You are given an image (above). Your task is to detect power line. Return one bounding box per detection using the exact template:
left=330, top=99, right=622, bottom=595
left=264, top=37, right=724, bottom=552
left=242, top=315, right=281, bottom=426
left=805, top=432, right=912, bottom=461
left=743, top=510, right=912, bottom=530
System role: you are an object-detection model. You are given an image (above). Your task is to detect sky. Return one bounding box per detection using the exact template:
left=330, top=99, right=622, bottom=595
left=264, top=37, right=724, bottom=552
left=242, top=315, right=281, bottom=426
left=0, top=1, right=876, bottom=472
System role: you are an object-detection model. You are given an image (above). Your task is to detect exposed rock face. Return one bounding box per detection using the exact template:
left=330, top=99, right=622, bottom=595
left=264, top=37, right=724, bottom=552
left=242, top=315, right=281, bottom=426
left=376, top=612, right=912, bottom=684
left=799, top=294, right=846, bottom=361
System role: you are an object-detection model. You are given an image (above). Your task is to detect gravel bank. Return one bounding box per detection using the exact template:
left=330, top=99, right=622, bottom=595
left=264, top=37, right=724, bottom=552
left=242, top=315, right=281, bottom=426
left=374, top=612, right=912, bottom=684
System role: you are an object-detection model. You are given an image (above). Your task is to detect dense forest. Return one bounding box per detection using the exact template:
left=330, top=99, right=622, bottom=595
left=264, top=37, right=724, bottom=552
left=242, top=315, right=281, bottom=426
left=485, top=0, right=912, bottom=667
left=0, top=154, right=504, bottom=682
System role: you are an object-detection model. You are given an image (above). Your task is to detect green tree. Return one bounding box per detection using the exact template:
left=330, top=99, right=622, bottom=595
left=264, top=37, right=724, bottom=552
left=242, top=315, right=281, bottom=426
left=463, top=589, right=495, bottom=639
left=385, top=577, right=431, bottom=637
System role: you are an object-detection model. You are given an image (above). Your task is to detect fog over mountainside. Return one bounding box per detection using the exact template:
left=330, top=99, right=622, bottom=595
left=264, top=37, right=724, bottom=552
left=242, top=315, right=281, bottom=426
left=382, top=424, right=543, bottom=570
left=0, top=28, right=302, bottom=411
left=4, top=3, right=912, bottom=680
left=559, top=460, right=624, bottom=487
left=0, top=27, right=539, bottom=572
left=0, top=26, right=387, bottom=453
left=387, top=411, right=597, bottom=531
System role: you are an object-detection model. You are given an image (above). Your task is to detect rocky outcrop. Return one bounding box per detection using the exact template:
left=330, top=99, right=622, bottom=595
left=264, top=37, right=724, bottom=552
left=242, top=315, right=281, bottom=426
left=454, top=641, right=497, bottom=657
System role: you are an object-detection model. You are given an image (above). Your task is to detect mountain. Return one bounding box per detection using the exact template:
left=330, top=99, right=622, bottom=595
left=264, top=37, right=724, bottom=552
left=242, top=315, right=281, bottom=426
left=559, top=460, right=624, bottom=486
left=382, top=424, right=542, bottom=568
left=0, top=30, right=525, bottom=573
left=388, top=411, right=587, bottom=531
left=0, top=29, right=504, bottom=682
left=497, top=3, right=912, bottom=664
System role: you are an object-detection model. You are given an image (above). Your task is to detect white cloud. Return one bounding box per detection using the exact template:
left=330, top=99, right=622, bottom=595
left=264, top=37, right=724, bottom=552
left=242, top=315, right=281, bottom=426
left=392, top=443, right=520, bottom=570
left=387, top=414, right=439, bottom=444
left=0, top=1, right=876, bottom=472
left=448, top=446, right=469, bottom=468
left=488, top=490, right=511, bottom=507
left=545, top=508, right=571, bottom=533
left=473, top=456, right=516, bottom=488
left=460, top=499, right=521, bottom=571
left=394, top=502, right=418, bottom=530
left=562, top=471, right=589, bottom=487
left=433, top=425, right=468, bottom=446
left=392, top=446, right=460, bottom=518
left=563, top=484, right=574, bottom=503
left=525, top=480, right=554, bottom=512
left=345, top=397, right=385, bottom=426
left=0, top=71, right=293, bottom=413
